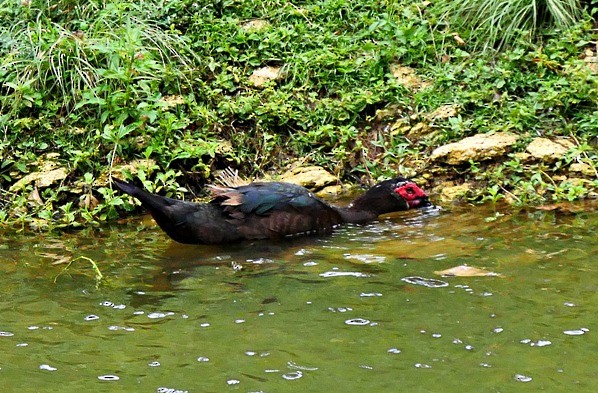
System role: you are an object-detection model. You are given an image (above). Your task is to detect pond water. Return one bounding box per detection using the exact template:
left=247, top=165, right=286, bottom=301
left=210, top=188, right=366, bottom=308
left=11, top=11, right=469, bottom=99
left=0, top=203, right=596, bottom=392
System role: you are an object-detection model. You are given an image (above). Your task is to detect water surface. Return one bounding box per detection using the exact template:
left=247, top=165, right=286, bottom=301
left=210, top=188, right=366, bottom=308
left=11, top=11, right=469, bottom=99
left=1, top=204, right=596, bottom=392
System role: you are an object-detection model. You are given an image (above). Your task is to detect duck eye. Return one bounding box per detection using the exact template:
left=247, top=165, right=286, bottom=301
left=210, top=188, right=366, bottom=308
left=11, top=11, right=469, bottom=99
left=406, top=187, right=414, bottom=194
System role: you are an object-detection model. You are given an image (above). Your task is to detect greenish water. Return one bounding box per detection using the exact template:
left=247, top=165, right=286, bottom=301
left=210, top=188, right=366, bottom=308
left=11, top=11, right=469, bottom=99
left=1, top=204, right=596, bottom=392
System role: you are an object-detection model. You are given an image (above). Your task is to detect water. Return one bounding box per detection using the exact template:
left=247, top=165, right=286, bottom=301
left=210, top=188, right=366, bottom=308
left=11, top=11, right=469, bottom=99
left=0, top=204, right=596, bottom=392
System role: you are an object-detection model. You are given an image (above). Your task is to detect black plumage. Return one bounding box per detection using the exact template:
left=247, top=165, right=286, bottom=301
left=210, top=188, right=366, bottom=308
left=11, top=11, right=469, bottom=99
left=112, top=176, right=430, bottom=244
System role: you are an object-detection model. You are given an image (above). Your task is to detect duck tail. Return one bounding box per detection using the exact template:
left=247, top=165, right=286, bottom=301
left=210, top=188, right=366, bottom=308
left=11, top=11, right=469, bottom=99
left=112, top=177, right=172, bottom=212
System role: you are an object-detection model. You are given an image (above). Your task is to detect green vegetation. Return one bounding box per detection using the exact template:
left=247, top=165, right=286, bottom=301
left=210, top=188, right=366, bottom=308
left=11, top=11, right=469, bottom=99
left=0, top=0, right=596, bottom=230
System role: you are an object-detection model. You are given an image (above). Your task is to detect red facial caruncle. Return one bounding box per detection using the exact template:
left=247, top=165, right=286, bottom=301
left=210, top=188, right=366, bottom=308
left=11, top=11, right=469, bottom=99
left=395, top=182, right=429, bottom=208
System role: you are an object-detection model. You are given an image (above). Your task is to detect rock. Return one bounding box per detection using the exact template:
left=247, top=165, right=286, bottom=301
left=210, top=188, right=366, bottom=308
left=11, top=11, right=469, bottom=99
left=436, top=182, right=472, bottom=202
left=431, top=132, right=518, bottom=165
left=569, top=162, right=596, bottom=177
left=10, top=166, right=69, bottom=191
left=389, top=64, right=431, bottom=91
left=279, top=165, right=337, bottom=190
left=429, top=104, right=459, bottom=121
left=249, top=66, right=284, bottom=87
left=241, top=19, right=269, bottom=31
left=525, top=137, right=574, bottom=162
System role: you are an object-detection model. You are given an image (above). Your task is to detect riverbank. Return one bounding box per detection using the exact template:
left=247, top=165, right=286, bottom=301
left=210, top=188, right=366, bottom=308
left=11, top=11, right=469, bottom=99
left=1, top=1, right=596, bottom=229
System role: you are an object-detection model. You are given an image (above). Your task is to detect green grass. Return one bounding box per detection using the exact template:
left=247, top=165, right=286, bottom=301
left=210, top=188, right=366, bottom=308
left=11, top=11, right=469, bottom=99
left=0, top=0, right=596, bottom=229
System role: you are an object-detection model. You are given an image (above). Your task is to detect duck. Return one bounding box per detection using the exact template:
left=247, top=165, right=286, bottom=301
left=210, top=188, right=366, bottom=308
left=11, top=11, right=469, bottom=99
left=112, top=176, right=430, bottom=244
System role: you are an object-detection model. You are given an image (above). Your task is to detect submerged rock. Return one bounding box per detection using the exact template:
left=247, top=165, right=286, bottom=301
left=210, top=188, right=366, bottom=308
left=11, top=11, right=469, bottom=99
left=431, top=132, right=518, bottom=165
left=525, top=137, right=573, bottom=162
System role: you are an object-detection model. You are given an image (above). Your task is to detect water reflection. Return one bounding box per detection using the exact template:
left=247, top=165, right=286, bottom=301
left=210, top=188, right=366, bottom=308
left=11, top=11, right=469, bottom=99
left=0, top=203, right=596, bottom=392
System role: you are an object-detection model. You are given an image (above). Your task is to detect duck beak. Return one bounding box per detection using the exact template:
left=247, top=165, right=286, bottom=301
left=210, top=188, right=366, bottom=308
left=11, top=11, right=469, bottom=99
left=409, top=194, right=431, bottom=208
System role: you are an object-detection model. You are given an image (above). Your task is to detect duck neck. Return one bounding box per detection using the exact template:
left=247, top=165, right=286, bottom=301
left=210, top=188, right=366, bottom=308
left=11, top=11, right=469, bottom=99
left=335, top=197, right=380, bottom=224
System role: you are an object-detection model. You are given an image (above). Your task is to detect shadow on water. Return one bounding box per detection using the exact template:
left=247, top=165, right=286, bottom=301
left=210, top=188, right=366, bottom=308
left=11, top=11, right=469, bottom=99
left=0, top=202, right=596, bottom=392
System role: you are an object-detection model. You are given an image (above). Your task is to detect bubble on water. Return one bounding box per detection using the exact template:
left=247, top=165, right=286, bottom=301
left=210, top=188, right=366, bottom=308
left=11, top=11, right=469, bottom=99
left=17, top=343, right=28, bottom=347
left=401, top=276, right=449, bottom=288
left=197, top=357, right=210, bottom=362
left=514, top=374, right=532, bottom=382
left=520, top=338, right=532, bottom=344
left=387, top=348, right=401, bottom=354
left=98, top=375, right=119, bottom=381
left=533, top=340, right=552, bottom=347
left=480, top=362, right=492, bottom=368
left=493, top=327, right=504, bottom=333
left=200, top=322, right=210, bottom=327
left=432, top=333, right=442, bottom=338
left=133, top=310, right=145, bottom=315
left=157, top=388, right=188, bottom=393
left=234, top=319, right=246, bottom=324
left=303, top=261, right=318, bottom=266
left=345, top=318, right=371, bottom=326
left=245, top=351, right=257, bottom=356
left=329, top=307, right=352, bottom=313
left=100, top=301, right=114, bottom=307
left=39, top=364, right=57, bottom=371
left=360, top=365, right=373, bottom=370
left=0, top=331, right=14, bottom=337
left=28, top=326, right=39, bottom=330
left=452, top=338, right=463, bottom=344
left=563, top=328, right=588, bottom=336
left=147, top=312, right=174, bottom=319
left=320, top=271, right=370, bottom=278
left=226, top=379, right=240, bottom=385
left=265, top=369, right=280, bottom=373
left=112, top=304, right=126, bottom=310
left=563, top=302, right=576, bottom=307
left=414, top=363, right=432, bottom=369
left=282, top=371, right=303, bottom=380
left=360, top=292, right=383, bottom=297
left=148, top=361, right=161, bottom=367
left=465, top=345, right=474, bottom=351
left=84, top=315, right=99, bottom=321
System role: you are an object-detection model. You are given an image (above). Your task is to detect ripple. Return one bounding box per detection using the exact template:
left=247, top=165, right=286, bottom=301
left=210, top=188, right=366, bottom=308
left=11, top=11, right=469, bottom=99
left=401, top=276, right=449, bottom=288
left=108, top=325, right=135, bottom=332
left=148, top=361, right=161, bottom=367
left=345, top=318, right=371, bottom=326
left=360, top=292, right=383, bottom=297
left=514, top=374, right=532, bottom=382
left=320, top=271, right=370, bottom=278
left=197, top=356, right=210, bottom=362
left=98, top=375, right=120, bottom=381
left=226, top=379, right=240, bottom=385
left=287, top=361, right=318, bottom=371
left=157, top=388, right=188, bottom=393
left=343, top=253, right=386, bottom=264
left=39, top=364, right=57, bottom=371
left=282, top=371, right=303, bottom=380
left=147, top=312, right=175, bottom=319
left=563, top=328, right=589, bottom=336
left=84, top=315, right=99, bottom=321
left=0, top=331, right=14, bottom=337
left=414, top=363, right=432, bottom=369
left=387, top=348, right=402, bottom=354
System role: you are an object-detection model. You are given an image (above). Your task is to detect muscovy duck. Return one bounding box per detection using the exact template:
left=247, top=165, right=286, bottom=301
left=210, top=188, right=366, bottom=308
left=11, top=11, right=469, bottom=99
left=112, top=176, right=430, bottom=244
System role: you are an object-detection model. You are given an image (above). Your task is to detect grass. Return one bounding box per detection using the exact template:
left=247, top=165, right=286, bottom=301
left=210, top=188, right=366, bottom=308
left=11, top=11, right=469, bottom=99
left=0, top=0, right=596, bottom=229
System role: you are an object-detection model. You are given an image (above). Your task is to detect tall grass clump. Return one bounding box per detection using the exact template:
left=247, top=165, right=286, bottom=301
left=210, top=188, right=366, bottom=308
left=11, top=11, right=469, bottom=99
left=0, top=0, right=194, bottom=118
left=434, top=0, right=587, bottom=52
